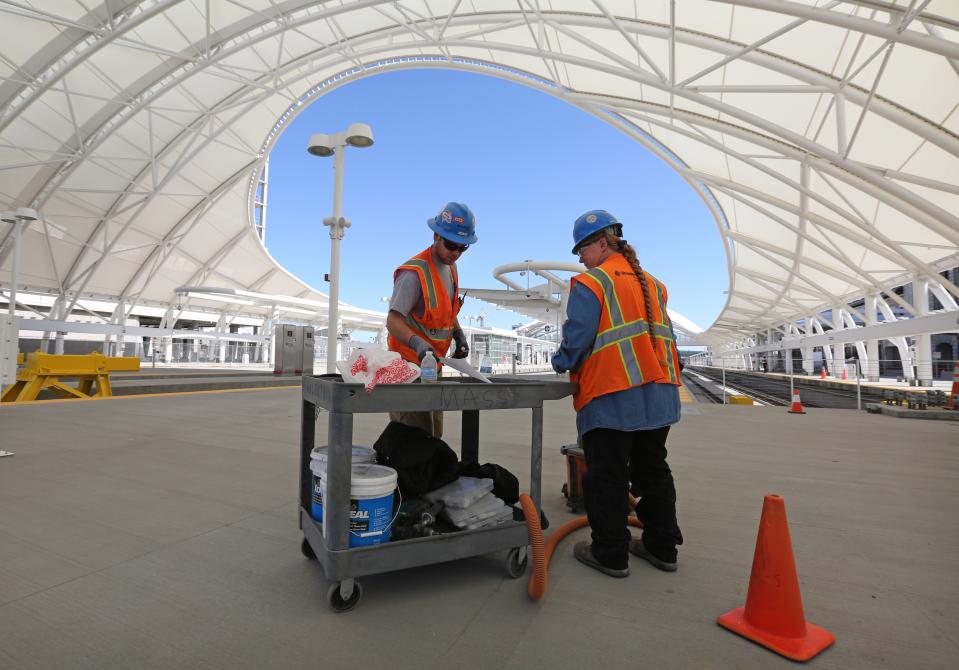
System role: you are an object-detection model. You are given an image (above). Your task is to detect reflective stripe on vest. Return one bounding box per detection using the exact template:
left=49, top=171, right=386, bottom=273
left=404, top=314, right=453, bottom=339
left=388, top=247, right=460, bottom=365
left=584, top=266, right=647, bottom=385
left=652, top=279, right=679, bottom=383
left=569, top=254, right=679, bottom=412
left=400, top=258, right=437, bottom=310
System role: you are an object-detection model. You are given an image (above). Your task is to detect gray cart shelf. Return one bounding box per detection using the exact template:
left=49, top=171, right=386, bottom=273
left=299, top=373, right=574, bottom=611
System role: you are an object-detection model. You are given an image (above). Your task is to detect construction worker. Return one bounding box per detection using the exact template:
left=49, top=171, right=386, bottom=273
left=385, top=202, right=476, bottom=438
left=552, top=210, right=683, bottom=578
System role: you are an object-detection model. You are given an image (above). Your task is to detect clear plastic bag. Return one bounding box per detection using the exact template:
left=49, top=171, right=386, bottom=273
left=463, top=505, right=513, bottom=530
left=336, top=347, right=420, bottom=393
left=443, top=493, right=513, bottom=529
left=423, top=477, right=494, bottom=509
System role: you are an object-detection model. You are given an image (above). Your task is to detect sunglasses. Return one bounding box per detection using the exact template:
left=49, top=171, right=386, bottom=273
left=442, top=239, right=469, bottom=253
left=574, top=237, right=602, bottom=256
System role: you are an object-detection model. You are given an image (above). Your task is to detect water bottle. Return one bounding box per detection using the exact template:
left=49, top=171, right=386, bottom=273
left=480, top=355, right=493, bottom=375
left=420, top=351, right=437, bottom=383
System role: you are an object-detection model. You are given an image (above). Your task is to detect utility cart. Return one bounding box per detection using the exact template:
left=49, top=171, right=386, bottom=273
left=299, top=374, right=575, bottom=611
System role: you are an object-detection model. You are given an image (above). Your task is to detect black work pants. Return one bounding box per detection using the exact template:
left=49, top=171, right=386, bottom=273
left=581, top=426, right=683, bottom=570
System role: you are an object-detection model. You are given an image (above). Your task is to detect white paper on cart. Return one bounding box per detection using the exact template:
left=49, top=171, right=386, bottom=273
left=440, top=357, right=492, bottom=383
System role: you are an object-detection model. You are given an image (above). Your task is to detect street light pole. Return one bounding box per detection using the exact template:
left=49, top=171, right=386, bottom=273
left=1, top=212, right=18, bottom=316
left=325, top=147, right=346, bottom=374
left=308, top=123, right=373, bottom=374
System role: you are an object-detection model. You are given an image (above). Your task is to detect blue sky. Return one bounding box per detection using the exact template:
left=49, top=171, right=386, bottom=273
left=264, top=69, right=726, bottom=331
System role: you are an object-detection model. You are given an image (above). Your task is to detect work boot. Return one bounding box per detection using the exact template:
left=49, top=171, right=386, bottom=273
left=629, top=538, right=677, bottom=572
left=573, top=541, right=629, bottom=578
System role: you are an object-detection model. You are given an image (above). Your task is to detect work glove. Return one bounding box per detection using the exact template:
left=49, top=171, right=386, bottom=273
left=451, top=329, right=469, bottom=359
left=408, top=334, right=435, bottom=362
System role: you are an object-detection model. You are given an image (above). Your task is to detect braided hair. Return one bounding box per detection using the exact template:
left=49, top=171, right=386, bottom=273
left=599, top=228, right=663, bottom=363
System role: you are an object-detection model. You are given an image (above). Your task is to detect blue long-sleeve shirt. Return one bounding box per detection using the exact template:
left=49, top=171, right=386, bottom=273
left=552, top=282, right=681, bottom=436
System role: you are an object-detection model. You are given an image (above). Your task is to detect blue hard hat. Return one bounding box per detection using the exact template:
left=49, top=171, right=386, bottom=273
left=428, top=202, right=477, bottom=245
left=571, top=210, right=622, bottom=254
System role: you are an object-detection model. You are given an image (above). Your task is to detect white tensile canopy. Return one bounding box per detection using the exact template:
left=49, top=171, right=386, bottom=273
left=1, top=1, right=957, bottom=345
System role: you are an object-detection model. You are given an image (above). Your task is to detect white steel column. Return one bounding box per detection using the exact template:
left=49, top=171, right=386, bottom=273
left=803, top=316, right=815, bottom=375
left=832, top=306, right=844, bottom=377
left=768, top=327, right=775, bottom=371
left=865, top=293, right=880, bottom=381
left=116, top=302, right=126, bottom=357
left=784, top=323, right=794, bottom=374
left=842, top=311, right=868, bottom=377
left=875, top=298, right=914, bottom=381
left=268, top=305, right=278, bottom=365
left=914, top=276, right=933, bottom=386
left=813, top=318, right=834, bottom=372
left=49, top=295, right=66, bottom=354
left=216, top=313, right=227, bottom=363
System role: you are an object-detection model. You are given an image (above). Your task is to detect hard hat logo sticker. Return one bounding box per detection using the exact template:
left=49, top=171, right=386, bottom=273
left=441, top=210, right=452, bottom=223
left=586, top=214, right=597, bottom=223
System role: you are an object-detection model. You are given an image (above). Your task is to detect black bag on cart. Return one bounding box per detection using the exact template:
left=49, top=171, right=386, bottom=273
left=374, top=421, right=458, bottom=498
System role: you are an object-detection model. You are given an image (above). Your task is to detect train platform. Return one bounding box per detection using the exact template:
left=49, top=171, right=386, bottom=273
left=108, top=369, right=299, bottom=396
left=0, top=383, right=956, bottom=669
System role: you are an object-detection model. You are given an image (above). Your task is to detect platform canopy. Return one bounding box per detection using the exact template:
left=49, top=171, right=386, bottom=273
left=1, top=1, right=957, bottom=342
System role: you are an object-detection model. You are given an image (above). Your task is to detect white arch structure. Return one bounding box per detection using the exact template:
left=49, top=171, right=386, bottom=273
left=463, top=260, right=705, bottom=345
left=1, top=1, right=957, bottom=379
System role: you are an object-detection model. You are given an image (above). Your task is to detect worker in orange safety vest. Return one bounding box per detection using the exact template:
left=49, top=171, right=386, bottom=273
left=385, top=202, right=476, bottom=438
left=552, top=210, right=683, bottom=579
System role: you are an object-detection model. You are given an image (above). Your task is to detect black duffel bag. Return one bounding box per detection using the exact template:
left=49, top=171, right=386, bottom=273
left=373, top=421, right=458, bottom=498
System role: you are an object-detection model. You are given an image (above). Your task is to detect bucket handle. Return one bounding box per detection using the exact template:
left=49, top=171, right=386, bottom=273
left=349, top=487, right=403, bottom=538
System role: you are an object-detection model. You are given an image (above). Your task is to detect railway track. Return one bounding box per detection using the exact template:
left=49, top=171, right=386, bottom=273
left=686, top=367, right=861, bottom=409
left=681, top=369, right=727, bottom=404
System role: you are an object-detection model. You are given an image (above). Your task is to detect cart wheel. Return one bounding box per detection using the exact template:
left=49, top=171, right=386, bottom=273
left=300, top=536, right=317, bottom=560
left=506, top=547, right=528, bottom=579
left=327, top=581, right=363, bottom=612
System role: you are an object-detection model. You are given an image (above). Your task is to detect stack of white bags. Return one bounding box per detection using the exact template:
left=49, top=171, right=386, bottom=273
left=424, top=477, right=513, bottom=530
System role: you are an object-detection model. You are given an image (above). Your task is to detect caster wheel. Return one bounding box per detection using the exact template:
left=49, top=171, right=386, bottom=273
left=300, top=537, right=316, bottom=560
left=327, top=581, right=363, bottom=612
left=505, top=547, right=528, bottom=579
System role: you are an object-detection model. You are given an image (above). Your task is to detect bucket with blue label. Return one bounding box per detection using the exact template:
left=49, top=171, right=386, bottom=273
left=310, top=445, right=375, bottom=522
left=321, top=463, right=398, bottom=547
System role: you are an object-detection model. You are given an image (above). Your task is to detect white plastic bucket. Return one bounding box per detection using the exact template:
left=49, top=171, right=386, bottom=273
left=321, top=463, right=398, bottom=548
left=310, top=445, right=375, bottom=522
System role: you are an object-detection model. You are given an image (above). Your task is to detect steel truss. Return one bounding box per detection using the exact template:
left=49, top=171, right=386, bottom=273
left=0, top=1, right=956, bottom=350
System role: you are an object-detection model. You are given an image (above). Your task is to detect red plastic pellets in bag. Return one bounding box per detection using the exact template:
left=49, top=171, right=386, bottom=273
left=337, top=348, right=420, bottom=393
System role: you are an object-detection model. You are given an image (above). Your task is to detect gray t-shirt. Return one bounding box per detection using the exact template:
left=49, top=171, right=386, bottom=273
left=389, top=251, right=455, bottom=339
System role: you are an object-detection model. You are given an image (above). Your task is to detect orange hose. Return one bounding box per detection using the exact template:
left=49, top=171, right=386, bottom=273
left=520, top=492, right=643, bottom=600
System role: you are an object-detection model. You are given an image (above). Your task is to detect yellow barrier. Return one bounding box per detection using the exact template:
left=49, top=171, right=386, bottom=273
left=729, top=395, right=754, bottom=405
left=1, top=352, right=140, bottom=402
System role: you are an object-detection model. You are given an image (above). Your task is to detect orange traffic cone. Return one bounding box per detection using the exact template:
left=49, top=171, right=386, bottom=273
left=947, top=360, right=959, bottom=410
left=820, top=366, right=826, bottom=380
left=841, top=366, right=847, bottom=381
left=788, top=389, right=806, bottom=414
left=717, top=495, right=835, bottom=661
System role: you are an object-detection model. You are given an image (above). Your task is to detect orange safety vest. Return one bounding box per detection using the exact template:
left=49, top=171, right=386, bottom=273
left=388, top=247, right=461, bottom=365
left=569, top=253, right=681, bottom=412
